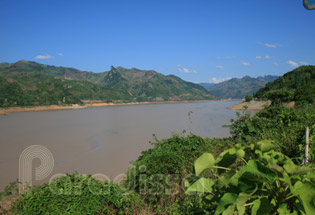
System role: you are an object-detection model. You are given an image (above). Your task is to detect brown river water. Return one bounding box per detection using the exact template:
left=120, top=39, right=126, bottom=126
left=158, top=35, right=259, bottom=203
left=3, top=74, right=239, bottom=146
left=0, top=100, right=240, bottom=191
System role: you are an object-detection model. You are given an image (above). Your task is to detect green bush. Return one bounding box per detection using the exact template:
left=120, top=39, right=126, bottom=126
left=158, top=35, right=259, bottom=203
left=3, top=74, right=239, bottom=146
left=125, top=133, right=234, bottom=214
left=244, top=95, right=253, bottom=102
left=12, top=173, right=145, bottom=215
left=186, top=141, right=315, bottom=214
left=228, top=105, right=315, bottom=163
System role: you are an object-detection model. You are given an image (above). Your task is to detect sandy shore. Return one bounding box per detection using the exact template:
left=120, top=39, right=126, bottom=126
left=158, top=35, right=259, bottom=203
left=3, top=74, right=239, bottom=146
left=228, top=100, right=296, bottom=111
left=228, top=100, right=271, bottom=111
left=0, top=100, right=226, bottom=115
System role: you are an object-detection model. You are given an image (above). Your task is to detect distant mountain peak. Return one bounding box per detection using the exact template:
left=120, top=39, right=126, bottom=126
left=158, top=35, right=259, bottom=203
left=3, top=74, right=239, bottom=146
left=104, top=66, right=125, bottom=85
left=206, top=75, right=279, bottom=99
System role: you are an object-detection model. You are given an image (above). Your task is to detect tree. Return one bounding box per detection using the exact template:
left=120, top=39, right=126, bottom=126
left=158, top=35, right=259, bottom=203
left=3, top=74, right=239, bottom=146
left=244, top=95, right=253, bottom=102
left=264, top=89, right=293, bottom=105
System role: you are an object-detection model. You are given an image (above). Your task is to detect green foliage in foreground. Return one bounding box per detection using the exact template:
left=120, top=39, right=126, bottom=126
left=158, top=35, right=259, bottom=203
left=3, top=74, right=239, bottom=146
left=229, top=104, right=315, bottom=163
left=125, top=133, right=235, bottom=214
left=186, top=141, right=315, bottom=215
left=11, top=174, right=145, bottom=215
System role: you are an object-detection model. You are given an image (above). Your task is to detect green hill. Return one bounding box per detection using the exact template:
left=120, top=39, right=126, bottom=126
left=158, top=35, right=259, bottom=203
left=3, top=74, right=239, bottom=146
left=0, top=61, right=215, bottom=107
left=207, top=75, right=278, bottom=99
left=255, top=65, right=315, bottom=104
left=198, top=82, right=215, bottom=89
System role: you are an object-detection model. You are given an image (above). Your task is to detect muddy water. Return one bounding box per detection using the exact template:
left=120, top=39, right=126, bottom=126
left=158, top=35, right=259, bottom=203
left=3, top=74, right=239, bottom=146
left=0, top=100, right=240, bottom=191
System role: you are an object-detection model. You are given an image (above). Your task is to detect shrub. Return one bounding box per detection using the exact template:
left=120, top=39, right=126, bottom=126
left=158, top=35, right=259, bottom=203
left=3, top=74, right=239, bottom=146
left=12, top=173, right=145, bottom=215
left=186, top=141, right=315, bottom=214
left=228, top=105, right=315, bottom=163
left=244, top=95, right=253, bottom=102
left=125, top=133, right=234, bottom=214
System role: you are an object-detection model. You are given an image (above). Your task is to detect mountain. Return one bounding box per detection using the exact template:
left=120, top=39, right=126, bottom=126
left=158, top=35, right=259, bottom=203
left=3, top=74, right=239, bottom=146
left=207, top=75, right=279, bottom=99
left=255, top=65, right=315, bottom=104
left=0, top=61, right=215, bottom=107
left=198, top=82, right=216, bottom=89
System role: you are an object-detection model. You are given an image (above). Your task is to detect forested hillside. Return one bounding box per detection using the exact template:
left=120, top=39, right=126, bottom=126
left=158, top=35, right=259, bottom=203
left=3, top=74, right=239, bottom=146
left=255, top=65, right=315, bottom=104
left=0, top=61, right=215, bottom=107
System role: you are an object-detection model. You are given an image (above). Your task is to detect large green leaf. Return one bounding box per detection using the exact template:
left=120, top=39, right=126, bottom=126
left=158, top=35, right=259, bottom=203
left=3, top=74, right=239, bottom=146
left=284, top=161, right=311, bottom=175
left=293, top=181, right=315, bottom=215
left=256, top=140, right=279, bottom=153
left=185, top=177, right=214, bottom=194
left=251, top=198, right=273, bottom=215
left=222, top=204, right=236, bottom=215
left=194, top=152, right=215, bottom=176
left=236, top=192, right=252, bottom=215
left=216, top=149, right=236, bottom=167
left=277, top=203, right=297, bottom=215
left=217, top=170, right=237, bottom=188
left=214, top=193, right=237, bottom=215
left=215, top=147, right=244, bottom=170
left=240, top=160, right=277, bottom=182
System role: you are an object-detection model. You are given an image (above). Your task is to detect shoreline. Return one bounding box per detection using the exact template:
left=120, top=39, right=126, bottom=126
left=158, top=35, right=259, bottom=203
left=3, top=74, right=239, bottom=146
left=228, top=100, right=295, bottom=111
left=0, top=99, right=240, bottom=115
left=228, top=100, right=271, bottom=111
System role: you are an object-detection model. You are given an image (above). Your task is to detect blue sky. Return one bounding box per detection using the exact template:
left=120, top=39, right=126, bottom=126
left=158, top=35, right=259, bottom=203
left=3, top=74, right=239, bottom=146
left=0, top=0, right=314, bottom=83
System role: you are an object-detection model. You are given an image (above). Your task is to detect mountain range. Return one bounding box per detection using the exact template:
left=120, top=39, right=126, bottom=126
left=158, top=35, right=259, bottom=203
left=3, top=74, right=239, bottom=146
left=199, top=75, right=279, bottom=99
left=0, top=61, right=215, bottom=107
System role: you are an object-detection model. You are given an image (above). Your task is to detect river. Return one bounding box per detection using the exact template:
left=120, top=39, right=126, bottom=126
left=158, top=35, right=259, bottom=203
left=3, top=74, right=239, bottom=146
left=0, top=100, right=240, bottom=191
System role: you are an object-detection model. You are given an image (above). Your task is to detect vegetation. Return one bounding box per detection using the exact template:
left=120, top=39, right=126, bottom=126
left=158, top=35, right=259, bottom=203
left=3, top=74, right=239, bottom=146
left=229, top=105, right=315, bottom=163
left=125, top=133, right=234, bottom=214
left=122, top=104, right=315, bottom=214
left=244, top=95, right=253, bottom=102
left=207, top=75, right=278, bottom=99
left=11, top=174, right=145, bottom=215
left=186, top=141, right=315, bottom=214
left=0, top=61, right=215, bottom=107
left=255, top=66, right=315, bottom=105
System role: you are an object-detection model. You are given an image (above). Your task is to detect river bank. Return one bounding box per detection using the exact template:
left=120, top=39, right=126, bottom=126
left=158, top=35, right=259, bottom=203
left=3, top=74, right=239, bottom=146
left=228, top=100, right=271, bottom=111
left=0, top=99, right=237, bottom=115
left=228, top=100, right=296, bottom=111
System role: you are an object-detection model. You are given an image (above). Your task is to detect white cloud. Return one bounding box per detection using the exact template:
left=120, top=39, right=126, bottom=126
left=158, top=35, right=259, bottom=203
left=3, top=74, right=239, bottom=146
left=58, top=53, right=63, bottom=56
left=287, top=60, right=310, bottom=68
left=241, top=60, right=250, bottom=66
left=256, top=55, right=273, bottom=60
left=287, top=60, right=299, bottom=68
left=264, top=43, right=278, bottom=48
left=183, top=68, right=197, bottom=73
left=216, top=65, right=224, bottom=69
left=177, top=66, right=197, bottom=73
left=257, top=42, right=279, bottom=48
left=210, top=77, right=232, bottom=84
left=273, top=62, right=279, bottom=66
left=35, top=54, right=53, bottom=59
left=300, top=61, right=309, bottom=66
